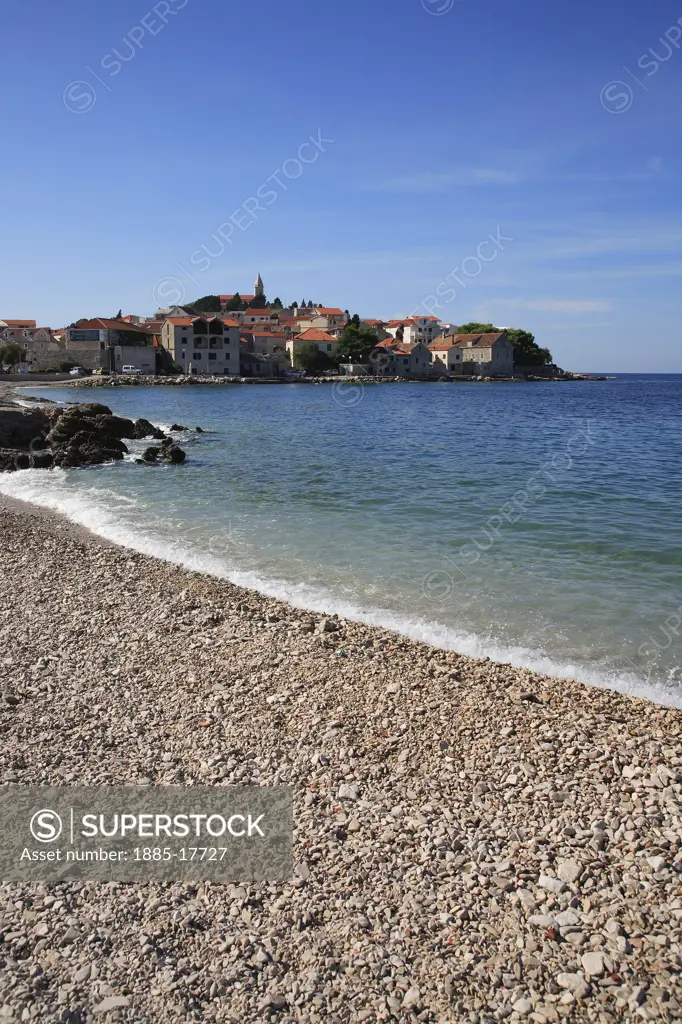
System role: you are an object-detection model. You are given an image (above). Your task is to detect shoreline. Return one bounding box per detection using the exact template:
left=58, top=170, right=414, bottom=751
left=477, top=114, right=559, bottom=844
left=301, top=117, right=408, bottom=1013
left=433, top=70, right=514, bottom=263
left=1, top=484, right=677, bottom=712
left=3, top=366, right=609, bottom=394
left=0, top=380, right=677, bottom=711
left=1, top=497, right=681, bottom=1021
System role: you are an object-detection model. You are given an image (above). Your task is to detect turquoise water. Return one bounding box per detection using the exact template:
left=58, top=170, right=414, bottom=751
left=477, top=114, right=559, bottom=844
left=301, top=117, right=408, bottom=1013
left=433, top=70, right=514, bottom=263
left=4, top=376, right=682, bottom=707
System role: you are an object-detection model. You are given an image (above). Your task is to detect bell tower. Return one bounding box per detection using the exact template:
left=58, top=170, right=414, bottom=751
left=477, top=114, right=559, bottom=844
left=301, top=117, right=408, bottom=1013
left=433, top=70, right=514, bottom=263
left=254, top=272, right=264, bottom=299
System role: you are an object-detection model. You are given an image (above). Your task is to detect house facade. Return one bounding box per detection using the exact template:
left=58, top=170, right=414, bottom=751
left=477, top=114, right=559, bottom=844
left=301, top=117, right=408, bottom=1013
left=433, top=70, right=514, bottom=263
left=370, top=341, right=432, bottom=377
left=295, top=307, right=347, bottom=333
left=428, top=340, right=464, bottom=375
left=449, top=332, right=514, bottom=376
left=64, top=319, right=157, bottom=373
left=242, top=328, right=290, bottom=371
left=161, top=317, right=240, bottom=375
left=0, top=325, right=64, bottom=371
left=384, top=317, right=444, bottom=346
left=286, top=328, right=340, bottom=365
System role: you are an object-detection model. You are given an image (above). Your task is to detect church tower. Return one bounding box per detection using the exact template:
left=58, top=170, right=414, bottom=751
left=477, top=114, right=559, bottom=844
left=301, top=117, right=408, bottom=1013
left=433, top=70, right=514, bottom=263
left=254, top=272, right=264, bottom=299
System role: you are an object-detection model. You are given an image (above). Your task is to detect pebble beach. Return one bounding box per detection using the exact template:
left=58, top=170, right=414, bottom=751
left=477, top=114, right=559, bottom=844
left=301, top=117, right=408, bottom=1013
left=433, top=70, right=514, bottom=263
left=1, top=492, right=681, bottom=1024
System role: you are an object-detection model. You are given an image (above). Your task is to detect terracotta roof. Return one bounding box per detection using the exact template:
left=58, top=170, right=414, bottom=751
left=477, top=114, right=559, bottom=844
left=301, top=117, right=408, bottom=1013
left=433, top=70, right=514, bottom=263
left=219, top=294, right=255, bottom=303
left=1, top=319, right=37, bottom=328
left=314, top=307, right=345, bottom=316
left=448, top=332, right=506, bottom=349
left=376, top=338, right=398, bottom=349
left=166, top=318, right=194, bottom=326
left=72, top=318, right=153, bottom=333
left=386, top=317, right=440, bottom=327
left=292, top=329, right=338, bottom=342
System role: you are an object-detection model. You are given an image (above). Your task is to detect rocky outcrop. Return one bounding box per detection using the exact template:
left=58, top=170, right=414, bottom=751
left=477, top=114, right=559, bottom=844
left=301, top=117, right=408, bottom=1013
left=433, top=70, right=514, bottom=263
left=138, top=441, right=186, bottom=465
left=132, top=418, right=166, bottom=440
left=0, top=401, right=186, bottom=472
left=0, top=407, right=53, bottom=450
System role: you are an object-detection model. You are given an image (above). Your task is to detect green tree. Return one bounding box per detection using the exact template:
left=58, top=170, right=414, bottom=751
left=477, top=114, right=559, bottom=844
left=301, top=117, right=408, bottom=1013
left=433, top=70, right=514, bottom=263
left=454, top=322, right=498, bottom=334
left=248, top=294, right=268, bottom=309
left=292, top=342, right=336, bottom=373
left=336, top=324, right=378, bottom=364
left=224, top=293, right=245, bottom=312
left=0, top=342, right=24, bottom=368
left=455, top=322, right=552, bottom=365
left=186, top=295, right=222, bottom=314
left=272, top=297, right=283, bottom=309
left=506, top=328, right=552, bottom=366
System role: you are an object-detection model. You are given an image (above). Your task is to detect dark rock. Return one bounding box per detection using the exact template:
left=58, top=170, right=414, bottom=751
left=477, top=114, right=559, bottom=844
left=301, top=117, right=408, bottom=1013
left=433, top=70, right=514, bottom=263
left=53, top=431, right=127, bottom=468
left=64, top=431, right=128, bottom=455
left=170, top=423, right=186, bottom=432
left=142, top=447, right=161, bottom=462
left=90, top=414, right=137, bottom=440
left=195, top=426, right=204, bottom=433
left=14, top=453, right=31, bottom=470
left=132, top=418, right=159, bottom=439
left=163, top=446, right=186, bottom=464
left=32, top=452, right=54, bottom=469
left=151, top=429, right=167, bottom=441
left=0, top=449, right=19, bottom=472
left=0, top=408, right=51, bottom=450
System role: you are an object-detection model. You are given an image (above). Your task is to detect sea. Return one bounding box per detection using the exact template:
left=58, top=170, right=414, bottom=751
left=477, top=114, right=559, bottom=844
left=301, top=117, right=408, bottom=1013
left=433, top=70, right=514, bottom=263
left=3, top=375, right=681, bottom=708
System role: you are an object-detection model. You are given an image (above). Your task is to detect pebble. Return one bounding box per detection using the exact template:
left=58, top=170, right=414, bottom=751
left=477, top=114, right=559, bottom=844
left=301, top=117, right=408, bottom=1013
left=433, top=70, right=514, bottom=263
left=0, top=499, right=680, bottom=1023
left=93, top=996, right=131, bottom=1014
left=581, top=951, right=605, bottom=977
left=557, top=858, right=581, bottom=884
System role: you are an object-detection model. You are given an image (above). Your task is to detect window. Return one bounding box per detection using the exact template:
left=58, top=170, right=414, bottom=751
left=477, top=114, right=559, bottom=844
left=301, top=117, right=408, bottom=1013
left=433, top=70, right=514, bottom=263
left=327, top=344, right=332, bottom=352
left=193, top=352, right=202, bottom=359
left=209, top=353, right=217, bottom=361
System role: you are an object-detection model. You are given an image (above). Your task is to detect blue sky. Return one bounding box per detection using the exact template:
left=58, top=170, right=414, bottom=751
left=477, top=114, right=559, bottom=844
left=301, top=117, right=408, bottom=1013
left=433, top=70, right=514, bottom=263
left=1, top=0, right=681, bottom=371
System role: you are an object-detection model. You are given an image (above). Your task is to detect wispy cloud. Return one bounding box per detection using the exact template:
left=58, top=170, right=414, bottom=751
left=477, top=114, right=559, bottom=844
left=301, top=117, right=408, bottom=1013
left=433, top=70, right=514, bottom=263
left=363, top=168, right=520, bottom=193
left=560, top=262, right=682, bottom=280
left=485, top=297, right=614, bottom=315
left=362, top=156, right=666, bottom=194
left=559, top=157, right=666, bottom=184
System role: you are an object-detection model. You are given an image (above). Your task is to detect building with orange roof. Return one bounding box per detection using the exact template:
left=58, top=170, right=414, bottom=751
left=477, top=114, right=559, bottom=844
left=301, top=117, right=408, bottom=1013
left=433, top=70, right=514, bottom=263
left=369, top=340, right=432, bottom=378
left=384, top=316, right=444, bottom=347
left=294, top=307, right=347, bottom=333
left=0, top=324, right=65, bottom=372
left=161, top=316, right=240, bottom=376
left=447, top=332, right=513, bottom=376
left=64, top=318, right=157, bottom=374
left=428, top=338, right=464, bottom=374
left=286, top=327, right=340, bottom=365
left=0, top=319, right=37, bottom=330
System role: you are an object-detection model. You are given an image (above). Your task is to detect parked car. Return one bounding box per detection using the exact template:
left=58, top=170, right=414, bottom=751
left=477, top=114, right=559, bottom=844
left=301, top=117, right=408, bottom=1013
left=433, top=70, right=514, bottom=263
left=121, top=365, right=142, bottom=375
left=69, top=366, right=87, bottom=377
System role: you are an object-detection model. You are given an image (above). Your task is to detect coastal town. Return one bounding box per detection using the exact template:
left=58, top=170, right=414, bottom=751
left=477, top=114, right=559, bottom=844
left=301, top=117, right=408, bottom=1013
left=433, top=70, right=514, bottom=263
left=1, top=273, right=582, bottom=382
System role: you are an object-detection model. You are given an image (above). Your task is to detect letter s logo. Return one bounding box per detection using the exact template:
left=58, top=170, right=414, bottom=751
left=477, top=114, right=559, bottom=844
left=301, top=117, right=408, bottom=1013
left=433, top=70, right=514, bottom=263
left=30, top=809, right=63, bottom=843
